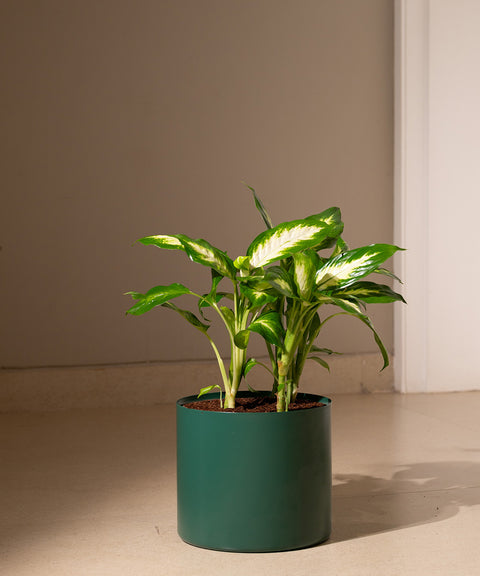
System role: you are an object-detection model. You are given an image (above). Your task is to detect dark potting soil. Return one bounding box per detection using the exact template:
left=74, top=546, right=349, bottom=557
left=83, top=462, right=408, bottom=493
left=183, top=396, right=324, bottom=413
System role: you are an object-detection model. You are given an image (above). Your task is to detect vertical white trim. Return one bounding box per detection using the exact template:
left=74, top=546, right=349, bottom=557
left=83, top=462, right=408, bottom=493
left=394, top=0, right=430, bottom=393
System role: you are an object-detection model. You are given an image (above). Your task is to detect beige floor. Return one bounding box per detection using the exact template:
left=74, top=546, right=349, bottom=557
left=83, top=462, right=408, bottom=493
left=1, top=392, right=479, bottom=576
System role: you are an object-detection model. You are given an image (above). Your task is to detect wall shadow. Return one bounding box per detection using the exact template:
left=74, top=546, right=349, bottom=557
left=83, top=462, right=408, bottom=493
left=330, top=461, right=480, bottom=543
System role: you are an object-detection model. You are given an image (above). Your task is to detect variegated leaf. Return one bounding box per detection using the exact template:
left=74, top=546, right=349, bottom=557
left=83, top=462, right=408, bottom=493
left=333, top=281, right=406, bottom=304
left=234, top=256, right=250, bottom=270
left=175, top=234, right=236, bottom=279
left=239, top=283, right=277, bottom=308
left=138, top=234, right=184, bottom=250
left=139, top=233, right=235, bottom=278
left=235, top=311, right=285, bottom=350
left=331, top=237, right=349, bottom=258
left=316, top=244, right=402, bottom=290
left=305, top=207, right=344, bottom=251
left=264, top=266, right=296, bottom=298
left=306, top=206, right=342, bottom=226
left=246, top=215, right=343, bottom=269
left=125, top=283, right=191, bottom=315
left=325, top=295, right=364, bottom=316
left=292, top=251, right=317, bottom=300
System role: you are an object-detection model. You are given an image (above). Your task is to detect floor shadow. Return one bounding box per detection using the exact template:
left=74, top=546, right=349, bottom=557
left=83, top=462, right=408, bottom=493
left=330, top=461, right=480, bottom=543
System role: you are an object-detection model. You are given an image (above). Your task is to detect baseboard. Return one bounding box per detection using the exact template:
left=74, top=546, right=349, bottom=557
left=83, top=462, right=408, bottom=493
left=0, top=353, right=394, bottom=412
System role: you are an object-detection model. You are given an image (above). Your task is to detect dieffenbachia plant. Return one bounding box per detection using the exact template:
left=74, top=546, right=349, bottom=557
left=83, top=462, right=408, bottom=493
left=125, top=203, right=343, bottom=409
left=238, top=188, right=405, bottom=411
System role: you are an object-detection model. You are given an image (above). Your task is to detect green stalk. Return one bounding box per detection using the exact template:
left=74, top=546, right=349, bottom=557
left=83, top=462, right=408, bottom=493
left=225, top=284, right=249, bottom=409
left=290, top=304, right=322, bottom=400
left=206, top=334, right=231, bottom=400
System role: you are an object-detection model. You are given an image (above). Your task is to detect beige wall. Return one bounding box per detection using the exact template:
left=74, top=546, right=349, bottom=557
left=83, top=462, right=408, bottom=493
left=0, top=0, right=394, bottom=368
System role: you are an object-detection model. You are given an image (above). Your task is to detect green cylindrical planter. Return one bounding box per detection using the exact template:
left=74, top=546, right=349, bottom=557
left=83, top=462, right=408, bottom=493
left=176, top=392, right=331, bottom=552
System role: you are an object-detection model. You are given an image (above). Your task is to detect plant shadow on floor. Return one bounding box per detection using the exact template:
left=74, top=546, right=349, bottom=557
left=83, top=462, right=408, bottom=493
left=329, top=461, right=480, bottom=543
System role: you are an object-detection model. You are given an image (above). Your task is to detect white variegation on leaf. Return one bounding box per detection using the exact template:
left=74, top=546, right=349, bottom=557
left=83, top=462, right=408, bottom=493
left=316, top=244, right=402, bottom=290
left=333, top=281, right=406, bottom=304
left=176, top=234, right=235, bottom=279
left=235, top=311, right=285, bottom=349
left=293, top=252, right=316, bottom=300
left=138, top=234, right=184, bottom=250
left=246, top=217, right=341, bottom=270
left=306, top=206, right=341, bottom=227
left=265, top=266, right=296, bottom=298
left=239, top=284, right=276, bottom=308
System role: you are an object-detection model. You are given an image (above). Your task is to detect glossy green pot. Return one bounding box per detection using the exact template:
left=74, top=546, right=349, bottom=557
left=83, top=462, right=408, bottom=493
left=176, top=391, right=331, bottom=552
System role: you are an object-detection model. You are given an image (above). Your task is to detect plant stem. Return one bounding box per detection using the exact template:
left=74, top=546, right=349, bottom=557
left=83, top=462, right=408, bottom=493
left=206, top=335, right=231, bottom=399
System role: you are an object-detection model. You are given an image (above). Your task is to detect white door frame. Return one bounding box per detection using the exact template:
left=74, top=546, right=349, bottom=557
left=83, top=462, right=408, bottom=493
left=393, top=0, right=430, bottom=392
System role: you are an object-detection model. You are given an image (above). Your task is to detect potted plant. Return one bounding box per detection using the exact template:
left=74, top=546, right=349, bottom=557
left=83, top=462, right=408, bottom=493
left=126, top=188, right=404, bottom=551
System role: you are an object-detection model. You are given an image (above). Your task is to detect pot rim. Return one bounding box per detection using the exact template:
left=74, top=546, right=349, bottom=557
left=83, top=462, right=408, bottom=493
left=176, top=390, right=331, bottom=413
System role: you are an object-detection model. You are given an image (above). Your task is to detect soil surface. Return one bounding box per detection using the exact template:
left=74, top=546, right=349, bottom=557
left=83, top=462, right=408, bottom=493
left=184, top=396, right=325, bottom=413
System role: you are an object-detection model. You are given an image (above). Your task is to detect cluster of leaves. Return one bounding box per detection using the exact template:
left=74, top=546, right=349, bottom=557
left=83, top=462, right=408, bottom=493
left=126, top=188, right=405, bottom=411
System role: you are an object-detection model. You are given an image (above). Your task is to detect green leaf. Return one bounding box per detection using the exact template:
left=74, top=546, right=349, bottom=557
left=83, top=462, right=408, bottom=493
left=265, top=266, right=296, bottom=297
left=246, top=311, right=285, bottom=348
left=316, top=244, right=403, bottom=290
left=307, top=311, right=321, bottom=340
left=244, top=183, right=273, bottom=229
left=162, top=302, right=210, bottom=333
left=333, top=281, right=406, bottom=304
left=198, top=384, right=223, bottom=407
left=199, top=292, right=233, bottom=309
left=239, top=283, right=277, bottom=308
left=326, top=296, right=390, bottom=370
left=375, top=267, right=403, bottom=283
left=243, top=357, right=259, bottom=377
left=198, top=269, right=225, bottom=316
left=308, top=356, right=330, bottom=371
left=325, top=296, right=364, bottom=316
left=198, top=384, right=221, bottom=397
left=234, top=256, right=250, bottom=270
left=292, top=251, right=317, bottom=300
left=234, top=328, right=250, bottom=350
left=246, top=214, right=343, bottom=269
left=331, top=237, right=349, bottom=258
left=124, top=291, right=143, bottom=300
left=125, top=283, right=191, bottom=315
left=176, top=234, right=236, bottom=279
left=243, top=358, right=275, bottom=381
left=234, top=329, right=250, bottom=349
left=311, top=346, right=341, bottom=355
